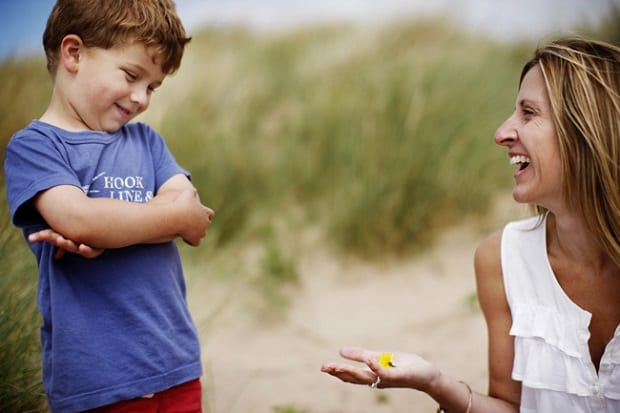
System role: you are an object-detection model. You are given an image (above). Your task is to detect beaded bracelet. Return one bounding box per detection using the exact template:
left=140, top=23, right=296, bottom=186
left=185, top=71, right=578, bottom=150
left=436, top=381, right=472, bottom=413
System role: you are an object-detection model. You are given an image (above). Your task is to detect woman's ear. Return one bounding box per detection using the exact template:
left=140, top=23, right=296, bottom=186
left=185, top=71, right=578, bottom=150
left=59, top=34, right=83, bottom=74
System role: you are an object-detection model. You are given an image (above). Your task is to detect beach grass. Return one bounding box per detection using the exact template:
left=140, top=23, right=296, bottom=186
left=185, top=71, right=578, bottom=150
left=154, top=21, right=530, bottom=260
left=0, top=179, right=46, bottom=412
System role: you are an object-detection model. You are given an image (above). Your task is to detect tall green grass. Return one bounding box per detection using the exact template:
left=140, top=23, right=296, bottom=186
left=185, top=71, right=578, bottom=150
left=0, top=180, right=46, bottom=412
left=0, top=57, right=49, bottom=412
left=154, top=20, right=531, bottom=257
left=0, top=57, right=52, bottom=146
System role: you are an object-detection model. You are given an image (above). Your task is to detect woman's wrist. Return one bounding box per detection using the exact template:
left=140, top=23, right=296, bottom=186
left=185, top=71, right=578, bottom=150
left=422, top=368, right=446, bottom=396
left=427, top=373, right=473, bottom=413
left=435, top=381, right=472, bottom=413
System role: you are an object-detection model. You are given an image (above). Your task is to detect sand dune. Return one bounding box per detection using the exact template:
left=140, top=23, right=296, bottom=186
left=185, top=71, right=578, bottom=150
left=187, top=197, right=528, bottom=412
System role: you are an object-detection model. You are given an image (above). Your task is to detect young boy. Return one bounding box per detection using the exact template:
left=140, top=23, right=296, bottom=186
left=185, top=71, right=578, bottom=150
left=3, top=1, right=214, bottom=412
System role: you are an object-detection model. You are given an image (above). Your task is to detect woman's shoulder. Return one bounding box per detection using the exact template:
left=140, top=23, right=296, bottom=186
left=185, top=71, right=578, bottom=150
left=474, top=229, right=503, bottom=294
left=475, top=228, right=503, bottom=266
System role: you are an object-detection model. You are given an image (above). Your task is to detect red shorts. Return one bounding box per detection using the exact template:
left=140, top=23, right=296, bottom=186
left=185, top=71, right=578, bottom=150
left=84, top=379, right=202, bottom=413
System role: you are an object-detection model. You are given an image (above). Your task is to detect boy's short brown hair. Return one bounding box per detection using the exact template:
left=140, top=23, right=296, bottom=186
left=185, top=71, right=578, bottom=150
left=43, top=0, right=191, bottom=76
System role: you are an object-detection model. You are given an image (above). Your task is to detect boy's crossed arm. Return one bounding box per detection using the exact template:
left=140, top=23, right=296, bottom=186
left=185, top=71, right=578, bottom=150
left=29, top=174, right=215, bottom=258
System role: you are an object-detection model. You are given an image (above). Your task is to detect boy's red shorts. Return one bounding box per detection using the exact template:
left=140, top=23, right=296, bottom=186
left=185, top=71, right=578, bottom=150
left=84, top=379, right=202, bottom=413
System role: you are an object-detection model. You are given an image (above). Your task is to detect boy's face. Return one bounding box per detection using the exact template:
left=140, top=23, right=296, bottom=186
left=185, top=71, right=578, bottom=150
left=67, top=42, right=166, bottom=132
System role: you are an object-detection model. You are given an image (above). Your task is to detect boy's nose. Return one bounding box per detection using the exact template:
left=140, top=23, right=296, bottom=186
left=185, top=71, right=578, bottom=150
left=130, top=89, right=149, bottom=110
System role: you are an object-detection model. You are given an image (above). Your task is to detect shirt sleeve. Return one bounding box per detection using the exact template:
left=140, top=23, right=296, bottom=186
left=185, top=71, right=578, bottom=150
left=4, top=129, right=82, bottom=228
left=138, top=123, right=191, bottom=191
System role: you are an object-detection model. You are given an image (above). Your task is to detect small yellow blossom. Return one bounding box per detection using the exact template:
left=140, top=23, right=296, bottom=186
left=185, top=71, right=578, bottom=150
left=378, top=352, right=395, bottom=368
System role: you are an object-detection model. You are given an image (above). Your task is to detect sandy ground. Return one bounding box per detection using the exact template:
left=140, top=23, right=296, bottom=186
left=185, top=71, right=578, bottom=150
left=186, top=198, right=528, bottom=413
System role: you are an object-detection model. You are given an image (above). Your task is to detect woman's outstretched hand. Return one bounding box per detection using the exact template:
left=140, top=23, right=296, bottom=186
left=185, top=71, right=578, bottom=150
left=320, top=346, right=440, bottom=391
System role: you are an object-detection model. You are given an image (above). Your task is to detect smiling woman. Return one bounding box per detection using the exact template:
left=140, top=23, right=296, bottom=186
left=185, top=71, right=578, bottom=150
left=494, top=65, right=563, bottom=208
left=321, top=37, right=620, bottom=413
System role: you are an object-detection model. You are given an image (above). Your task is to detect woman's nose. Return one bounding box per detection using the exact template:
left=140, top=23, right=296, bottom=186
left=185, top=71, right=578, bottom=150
left=494, top=115, right=518, bottom=146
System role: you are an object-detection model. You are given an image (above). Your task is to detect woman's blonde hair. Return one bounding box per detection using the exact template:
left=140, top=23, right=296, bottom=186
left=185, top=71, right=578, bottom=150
left=43, top=0, right=191, bottom=76
left=521, top=38, right=620, bottom=265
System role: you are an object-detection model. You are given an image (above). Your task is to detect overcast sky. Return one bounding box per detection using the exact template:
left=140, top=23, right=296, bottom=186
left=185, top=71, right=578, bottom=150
left=0, top=0, right=616, bottom=59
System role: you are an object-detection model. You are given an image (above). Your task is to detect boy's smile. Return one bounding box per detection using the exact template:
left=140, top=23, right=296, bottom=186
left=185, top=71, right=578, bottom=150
left=45, top=38, right=166, bottom=133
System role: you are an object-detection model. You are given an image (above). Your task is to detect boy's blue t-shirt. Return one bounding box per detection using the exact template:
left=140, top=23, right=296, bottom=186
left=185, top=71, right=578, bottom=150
left=4, top=120, right=202, bottom=412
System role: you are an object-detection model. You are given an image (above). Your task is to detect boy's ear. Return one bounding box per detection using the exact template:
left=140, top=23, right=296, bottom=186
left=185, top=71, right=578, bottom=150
left=60, top=34, right=84, bottom=74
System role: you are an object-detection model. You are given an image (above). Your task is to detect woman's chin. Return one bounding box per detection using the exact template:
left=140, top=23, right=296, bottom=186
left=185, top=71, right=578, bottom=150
left=511, top=189, right=531, bottom=205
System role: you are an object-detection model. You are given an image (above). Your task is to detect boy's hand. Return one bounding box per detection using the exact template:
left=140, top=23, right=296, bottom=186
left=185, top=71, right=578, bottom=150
left=174, top=188, right=215, bottom=246
left=28, top=229, right=105, bottom=260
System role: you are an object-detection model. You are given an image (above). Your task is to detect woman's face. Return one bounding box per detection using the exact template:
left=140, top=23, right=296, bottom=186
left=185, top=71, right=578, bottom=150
left=494, top=64, right=563, bottom=210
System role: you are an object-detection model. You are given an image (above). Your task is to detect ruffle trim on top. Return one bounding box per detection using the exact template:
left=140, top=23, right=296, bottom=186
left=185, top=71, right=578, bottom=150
left=510, top=303, right=591, bottom=357
left=602, top=365, right=620, bottom=399
left=510, top=303, right=593, bottom=396
left=512, top=336, right=593, bottom=396
left=600, top=329, right=620, bottom=399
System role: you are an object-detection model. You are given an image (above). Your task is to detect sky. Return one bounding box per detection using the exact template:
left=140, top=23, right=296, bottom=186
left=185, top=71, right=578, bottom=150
left=0, top=0, right=616, bottom=60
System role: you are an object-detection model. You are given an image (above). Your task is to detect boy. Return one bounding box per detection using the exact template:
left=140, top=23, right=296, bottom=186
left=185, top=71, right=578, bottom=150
left=3, top=1, right=214, bottom=412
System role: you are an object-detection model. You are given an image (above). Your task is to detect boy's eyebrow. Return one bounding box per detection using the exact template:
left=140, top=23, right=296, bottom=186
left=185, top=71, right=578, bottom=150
left=127, top=62, right=165, bottom=86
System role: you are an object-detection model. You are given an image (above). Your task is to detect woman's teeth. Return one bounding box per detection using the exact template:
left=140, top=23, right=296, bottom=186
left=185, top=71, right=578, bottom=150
left=510, top=155, right=531, bottom=169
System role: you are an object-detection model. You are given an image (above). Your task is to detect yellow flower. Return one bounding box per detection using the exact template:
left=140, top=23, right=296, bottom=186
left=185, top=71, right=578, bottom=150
left=378, top=352, right=395, bottom=368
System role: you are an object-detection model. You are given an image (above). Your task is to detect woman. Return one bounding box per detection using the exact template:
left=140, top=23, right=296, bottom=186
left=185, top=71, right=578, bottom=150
left=320, top=38, right=620, bottom=413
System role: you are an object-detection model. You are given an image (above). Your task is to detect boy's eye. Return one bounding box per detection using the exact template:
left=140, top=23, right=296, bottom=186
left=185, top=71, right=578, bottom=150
left=124, top=70, right=137, bottom=81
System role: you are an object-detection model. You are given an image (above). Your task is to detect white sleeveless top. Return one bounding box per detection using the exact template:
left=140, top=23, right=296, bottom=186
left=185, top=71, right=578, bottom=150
left=501, top=215, right=620, bottom=413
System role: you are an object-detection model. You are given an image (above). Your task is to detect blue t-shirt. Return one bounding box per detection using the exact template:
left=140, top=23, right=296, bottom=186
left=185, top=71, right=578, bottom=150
left=4, top=121, right=202, bottom=412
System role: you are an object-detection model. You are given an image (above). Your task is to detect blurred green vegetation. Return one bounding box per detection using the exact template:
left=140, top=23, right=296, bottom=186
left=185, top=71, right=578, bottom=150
left=1, top=15, right=618, bottom=411
left=158, top=21, right=529, bottom=257
left=0, top=57, right=49, bottom=412
left=592, top=2, right=620, bottom=46
left=0, top=180, right=46, bottom=411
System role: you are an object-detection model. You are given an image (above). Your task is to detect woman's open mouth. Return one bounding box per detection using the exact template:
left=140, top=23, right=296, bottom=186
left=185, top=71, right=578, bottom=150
left=510, top=155, right=531, bottom=172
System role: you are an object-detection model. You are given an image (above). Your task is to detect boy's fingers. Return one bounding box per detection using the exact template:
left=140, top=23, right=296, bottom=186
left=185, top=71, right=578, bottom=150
left=54, top=248, right=66, bottom=260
